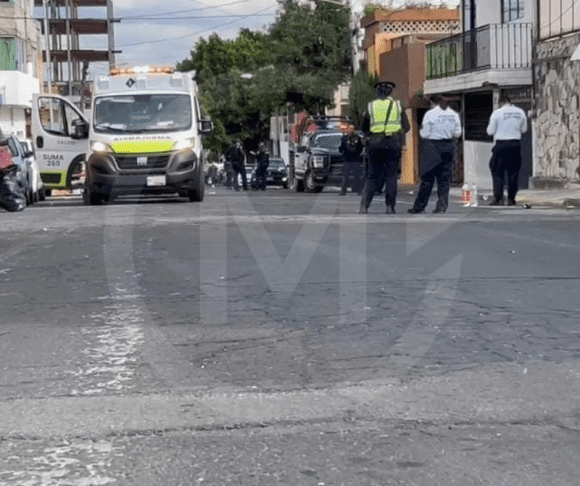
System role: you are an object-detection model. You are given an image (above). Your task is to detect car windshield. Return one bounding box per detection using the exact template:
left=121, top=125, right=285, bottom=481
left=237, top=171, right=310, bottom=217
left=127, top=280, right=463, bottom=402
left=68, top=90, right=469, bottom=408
left=93, top=94, right=192, bottom=134
left=269, top=159, right=285, bottom=169
left=311, top=133, right=342, bottom=149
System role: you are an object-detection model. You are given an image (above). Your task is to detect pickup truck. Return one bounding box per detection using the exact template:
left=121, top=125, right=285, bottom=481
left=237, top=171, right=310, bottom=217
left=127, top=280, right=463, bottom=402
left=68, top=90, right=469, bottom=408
left=291, top=129, right=345, bottom=193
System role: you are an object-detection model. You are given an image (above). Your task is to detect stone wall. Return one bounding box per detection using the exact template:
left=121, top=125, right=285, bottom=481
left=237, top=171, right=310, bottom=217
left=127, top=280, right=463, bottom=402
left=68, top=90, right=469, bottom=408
left=534, top=33, right=580, bottom=180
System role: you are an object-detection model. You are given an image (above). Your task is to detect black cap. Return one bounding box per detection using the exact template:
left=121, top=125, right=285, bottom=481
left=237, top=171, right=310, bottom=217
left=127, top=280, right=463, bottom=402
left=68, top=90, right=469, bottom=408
left=374, top=81, right=396, bottom=90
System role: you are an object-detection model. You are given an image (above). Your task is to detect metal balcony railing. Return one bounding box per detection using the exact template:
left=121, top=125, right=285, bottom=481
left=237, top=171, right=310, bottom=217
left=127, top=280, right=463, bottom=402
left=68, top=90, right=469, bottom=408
left=426, top=23, right=533, bottom=80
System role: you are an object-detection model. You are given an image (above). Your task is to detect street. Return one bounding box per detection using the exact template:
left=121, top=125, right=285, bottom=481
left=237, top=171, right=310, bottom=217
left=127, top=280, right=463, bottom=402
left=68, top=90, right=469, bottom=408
left=1, top=186, right=580, bottom=485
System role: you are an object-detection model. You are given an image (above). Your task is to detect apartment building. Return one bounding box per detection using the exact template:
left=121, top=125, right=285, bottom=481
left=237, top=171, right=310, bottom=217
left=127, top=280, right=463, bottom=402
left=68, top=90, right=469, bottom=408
left=0, top=0, right=42, bottom=139
left=423, top=0, right=535, bottom=191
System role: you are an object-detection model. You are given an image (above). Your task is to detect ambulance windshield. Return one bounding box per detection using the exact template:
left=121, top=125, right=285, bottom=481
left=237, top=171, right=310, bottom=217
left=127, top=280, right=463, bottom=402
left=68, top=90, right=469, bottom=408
left=93, top=94, right=192, bottom=133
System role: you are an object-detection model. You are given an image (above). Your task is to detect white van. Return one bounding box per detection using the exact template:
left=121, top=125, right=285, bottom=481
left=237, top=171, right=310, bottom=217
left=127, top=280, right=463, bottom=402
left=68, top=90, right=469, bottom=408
left=33, top=66, right=213, bottom=205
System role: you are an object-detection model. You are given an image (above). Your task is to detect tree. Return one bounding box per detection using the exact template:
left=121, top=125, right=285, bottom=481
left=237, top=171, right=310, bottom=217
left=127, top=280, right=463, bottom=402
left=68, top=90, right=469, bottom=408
left=348, top=65, right=378, bottom=128
left=176, top=0, right=351, bottom=153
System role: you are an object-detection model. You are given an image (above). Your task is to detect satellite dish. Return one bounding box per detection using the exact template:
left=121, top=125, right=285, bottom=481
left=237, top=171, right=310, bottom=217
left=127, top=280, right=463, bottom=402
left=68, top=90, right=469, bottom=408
left=571, top=43, right=580, bottom=61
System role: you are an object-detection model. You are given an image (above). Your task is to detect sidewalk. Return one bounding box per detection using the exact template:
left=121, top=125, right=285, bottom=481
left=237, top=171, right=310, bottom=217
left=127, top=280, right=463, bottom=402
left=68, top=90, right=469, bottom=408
left=449, top=182, right=580, bottom=208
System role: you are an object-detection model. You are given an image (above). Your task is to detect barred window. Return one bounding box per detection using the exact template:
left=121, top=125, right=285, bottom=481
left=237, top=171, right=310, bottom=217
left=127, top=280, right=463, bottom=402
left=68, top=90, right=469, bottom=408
left=503, top=0, right=524, bottom=22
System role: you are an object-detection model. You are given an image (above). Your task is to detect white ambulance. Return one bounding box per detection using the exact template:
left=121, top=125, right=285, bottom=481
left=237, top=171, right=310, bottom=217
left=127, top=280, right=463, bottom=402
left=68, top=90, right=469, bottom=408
left=32, top=66, right=212, bottom=204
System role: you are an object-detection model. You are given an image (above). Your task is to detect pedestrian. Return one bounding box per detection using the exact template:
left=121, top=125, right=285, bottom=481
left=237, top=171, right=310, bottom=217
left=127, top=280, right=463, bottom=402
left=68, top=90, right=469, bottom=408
left=338, top=124, right=363, bottom=195
left=359, top=81, right=410, bottom=214
left=225, top=139, right=247, bottom=191
left=408, top=94, right=462, bottom=214
left=254, top=141, right=270, bottom=191
left=486, top=95, right=528, bottom=206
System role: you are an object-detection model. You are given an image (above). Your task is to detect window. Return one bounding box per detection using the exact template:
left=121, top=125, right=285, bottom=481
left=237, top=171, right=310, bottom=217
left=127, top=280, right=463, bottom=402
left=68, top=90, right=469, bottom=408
left=0, top=37, right=25, bottom=72
left=38, top=97, right=82, bottom=137
left=502, top=0, right=524, bottom=22
left=463, top=93, right=493, bottom=142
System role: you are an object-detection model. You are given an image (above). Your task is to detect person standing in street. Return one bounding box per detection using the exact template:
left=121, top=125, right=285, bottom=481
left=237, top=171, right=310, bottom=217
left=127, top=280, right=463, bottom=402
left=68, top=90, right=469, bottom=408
left=339, top=124, right=363, bottom=195
left=254, top=141, right=270, bottom=191
left=486, top=95, right=528, bottom=206
left=408, top=94, right=462, bottom=214
left=359, top=81, right=410, bottom=214
left=226, top=139, right=247, bottom=191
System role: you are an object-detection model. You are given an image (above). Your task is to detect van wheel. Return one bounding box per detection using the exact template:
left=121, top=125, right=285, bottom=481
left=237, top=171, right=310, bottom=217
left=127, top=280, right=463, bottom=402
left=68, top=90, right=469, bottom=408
left=188, top=178, right=205, bottom=202
left=83, top=187, right=102, bottom=206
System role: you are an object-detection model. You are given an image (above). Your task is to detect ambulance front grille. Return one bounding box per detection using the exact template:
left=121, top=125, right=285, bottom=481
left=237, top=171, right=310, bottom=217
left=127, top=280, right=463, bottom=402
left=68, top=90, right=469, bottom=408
left=116, top=155, right=170, bottom=170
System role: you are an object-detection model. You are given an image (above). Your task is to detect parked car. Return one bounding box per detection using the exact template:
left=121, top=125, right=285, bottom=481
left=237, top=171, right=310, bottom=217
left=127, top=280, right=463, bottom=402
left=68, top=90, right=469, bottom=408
left=265, top=156, right=288, bottom=188
left=19, top=139, right=45, bottom=203
left=239, top=165, right=255, bottom=188
left=1, top=134, right=31, bottom=204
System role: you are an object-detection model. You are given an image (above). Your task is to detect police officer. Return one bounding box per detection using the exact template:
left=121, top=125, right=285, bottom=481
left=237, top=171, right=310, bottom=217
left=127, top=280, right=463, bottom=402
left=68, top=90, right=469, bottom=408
left=408, top=94, right=462, bottom=214
left=254, top=141, right=270, bottom=191
left=225, top=139, right=247, bottom=191
left=339, top=124, right=363, bottom=195
left=486, top=95, right=528, bottom=206
left=359, top=81, right=410, bottom=214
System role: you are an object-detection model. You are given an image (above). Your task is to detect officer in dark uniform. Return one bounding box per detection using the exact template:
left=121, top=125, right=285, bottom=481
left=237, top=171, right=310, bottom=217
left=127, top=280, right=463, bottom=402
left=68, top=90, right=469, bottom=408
left=225, top=139, right=247, bottom=191
left=339, top=123, right=364, bottom=195
left=254, top=141, right=270, bottom=191
left=359, top=81, right=410, bottom=214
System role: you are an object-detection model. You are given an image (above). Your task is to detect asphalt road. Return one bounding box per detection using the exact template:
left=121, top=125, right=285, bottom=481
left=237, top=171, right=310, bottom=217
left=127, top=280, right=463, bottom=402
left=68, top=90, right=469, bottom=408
left=1, top=185, right=580, bottom=485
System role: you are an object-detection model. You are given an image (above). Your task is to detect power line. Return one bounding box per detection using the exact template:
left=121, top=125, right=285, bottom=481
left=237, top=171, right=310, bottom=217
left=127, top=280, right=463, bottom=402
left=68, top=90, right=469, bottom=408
left=118, top=5, right=275, bottom=48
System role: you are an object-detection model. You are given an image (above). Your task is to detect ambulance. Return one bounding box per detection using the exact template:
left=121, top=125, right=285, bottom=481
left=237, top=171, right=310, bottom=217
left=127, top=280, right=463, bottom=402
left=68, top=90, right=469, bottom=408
left=32, top=66, right=212, bottom=204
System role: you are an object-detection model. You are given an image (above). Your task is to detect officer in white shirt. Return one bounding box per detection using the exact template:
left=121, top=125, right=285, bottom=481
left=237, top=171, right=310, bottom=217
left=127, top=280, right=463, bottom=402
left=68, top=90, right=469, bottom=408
left=486, top=95, right=528, bottom=206
left=408, top=94, right=462, bottom=214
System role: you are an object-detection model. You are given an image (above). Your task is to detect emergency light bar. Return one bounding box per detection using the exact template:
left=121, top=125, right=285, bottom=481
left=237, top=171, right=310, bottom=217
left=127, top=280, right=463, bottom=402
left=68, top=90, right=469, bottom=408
left=109, top=66, right=174, bottom=76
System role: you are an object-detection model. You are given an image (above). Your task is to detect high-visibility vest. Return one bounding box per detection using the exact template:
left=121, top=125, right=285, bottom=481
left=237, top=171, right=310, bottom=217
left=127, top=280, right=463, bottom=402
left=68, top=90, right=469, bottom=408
left=369, top=98, right=402, bottom=135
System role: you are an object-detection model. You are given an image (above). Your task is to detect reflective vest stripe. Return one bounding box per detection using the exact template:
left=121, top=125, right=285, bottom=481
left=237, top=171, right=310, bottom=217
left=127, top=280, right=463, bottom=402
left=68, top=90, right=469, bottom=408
left=369, top=99, right=402, bottom=135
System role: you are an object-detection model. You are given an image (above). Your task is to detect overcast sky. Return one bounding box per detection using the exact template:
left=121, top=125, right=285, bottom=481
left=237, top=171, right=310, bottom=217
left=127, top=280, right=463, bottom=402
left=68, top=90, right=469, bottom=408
left=36, top=0, right=457, bottom=79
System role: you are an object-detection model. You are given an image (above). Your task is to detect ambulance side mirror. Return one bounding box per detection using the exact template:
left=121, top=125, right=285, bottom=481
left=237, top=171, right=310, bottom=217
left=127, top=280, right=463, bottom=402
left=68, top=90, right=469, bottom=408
left=199, top=117, right=214, bottom=136
left=71, top=119, right=89, bottom=140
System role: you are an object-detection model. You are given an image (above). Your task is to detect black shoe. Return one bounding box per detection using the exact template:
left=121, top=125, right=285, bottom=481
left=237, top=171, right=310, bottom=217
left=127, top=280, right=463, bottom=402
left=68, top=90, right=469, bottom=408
left=359, top=205, right=368, bottom=214
left=507, top=198, right=516, bottom=206
left=407, top=208, right=425, bottom=214
left=489, top=199, right=503, bottom=206
left=433, top=208, right=446, bottom=214
left=386, top=205, right=396, bottom=214
left=339, top=191, right=346, bottom=196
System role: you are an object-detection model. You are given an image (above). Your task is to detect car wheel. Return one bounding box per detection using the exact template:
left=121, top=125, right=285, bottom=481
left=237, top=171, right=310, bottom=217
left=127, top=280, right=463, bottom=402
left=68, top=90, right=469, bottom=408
left=304, top=170, right=323, bottom=193
left=83, top=186, right=102, bottom=206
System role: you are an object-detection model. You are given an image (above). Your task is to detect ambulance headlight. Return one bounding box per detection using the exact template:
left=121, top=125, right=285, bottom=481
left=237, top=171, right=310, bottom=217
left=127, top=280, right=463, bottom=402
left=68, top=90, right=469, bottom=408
left=312, top=155, right=325, bottom=168
left=174, top=138, right=195, bottom=151
left=90, top=141, right=113, bottom=153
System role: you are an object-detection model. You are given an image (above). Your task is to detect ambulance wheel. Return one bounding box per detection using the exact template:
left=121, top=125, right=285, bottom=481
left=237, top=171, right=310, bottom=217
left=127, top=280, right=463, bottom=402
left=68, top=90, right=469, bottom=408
left=83, top=186, right=102, bottom=206
left=188, top=180, right=204, bottom=202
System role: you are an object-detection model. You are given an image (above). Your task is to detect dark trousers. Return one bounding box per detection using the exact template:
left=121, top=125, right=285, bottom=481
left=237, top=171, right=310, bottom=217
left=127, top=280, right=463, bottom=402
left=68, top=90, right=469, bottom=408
left=232, top=162, right=247, bottom=190
left=255, top=163, right=267, bottom=190
left=412, top=140, right=455, bottom=212
left=490, top=140, right=522, bottom=201
left=340, top=161, right=362, bottom=194
left=413, top=162, right=452, bottom=212
left=363, top=137, right=401, bottom=208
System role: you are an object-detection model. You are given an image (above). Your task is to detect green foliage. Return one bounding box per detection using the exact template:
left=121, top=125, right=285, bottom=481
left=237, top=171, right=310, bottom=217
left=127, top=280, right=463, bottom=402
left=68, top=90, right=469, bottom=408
left=176, top=0, right=351, bottom=154
left=348, top=66, right=378, bottom=128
